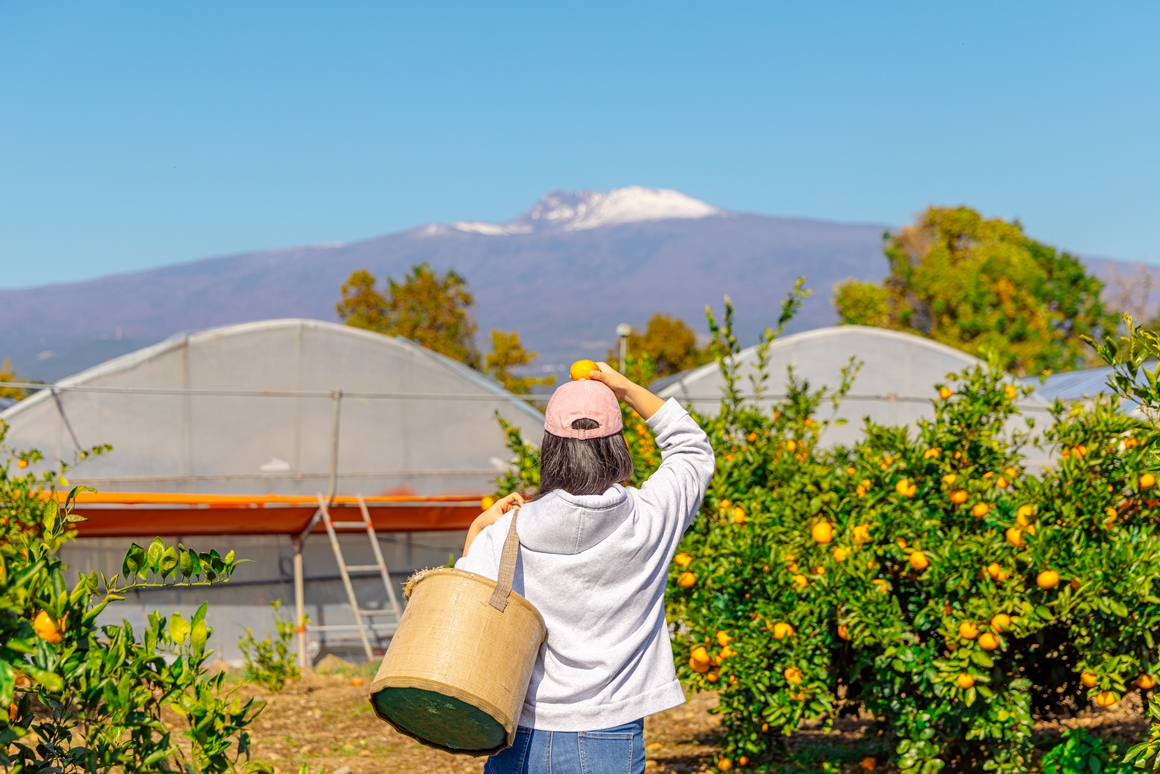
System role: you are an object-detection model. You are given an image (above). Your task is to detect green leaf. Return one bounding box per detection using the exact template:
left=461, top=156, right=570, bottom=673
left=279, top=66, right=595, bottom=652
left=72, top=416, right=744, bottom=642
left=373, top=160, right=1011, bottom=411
left=169, top=612, right=191, bottom=644
left=970, top=651, right=994, bottom=668
left=123, top=543, right=146, bottom=579
left=146, top=537, right=166, bottom=574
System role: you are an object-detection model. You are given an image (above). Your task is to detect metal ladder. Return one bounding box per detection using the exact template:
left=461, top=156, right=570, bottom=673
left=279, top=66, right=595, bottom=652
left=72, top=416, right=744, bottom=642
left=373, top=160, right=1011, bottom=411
left=312, top=493, right=403, bottom=661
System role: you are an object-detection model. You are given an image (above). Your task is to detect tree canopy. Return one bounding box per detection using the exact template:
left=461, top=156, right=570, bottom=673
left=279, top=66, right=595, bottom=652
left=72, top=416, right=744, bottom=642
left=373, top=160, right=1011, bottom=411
left=833, top=206, right=1116, bottom=376
left=485, top=330, right=554, bottom=395
left=337, top=264, right=480, bottom=368
left=611, top=313, right=710, bottom=380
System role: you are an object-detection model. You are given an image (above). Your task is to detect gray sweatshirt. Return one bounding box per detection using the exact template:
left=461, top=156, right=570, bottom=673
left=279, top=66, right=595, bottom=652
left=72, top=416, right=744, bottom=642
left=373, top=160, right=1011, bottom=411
left=455, top=398, right=715, bottom=731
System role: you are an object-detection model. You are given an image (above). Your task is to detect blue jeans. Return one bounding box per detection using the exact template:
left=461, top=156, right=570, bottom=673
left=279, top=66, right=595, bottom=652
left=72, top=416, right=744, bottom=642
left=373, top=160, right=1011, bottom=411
left=483, top=719, right=645, bottom=774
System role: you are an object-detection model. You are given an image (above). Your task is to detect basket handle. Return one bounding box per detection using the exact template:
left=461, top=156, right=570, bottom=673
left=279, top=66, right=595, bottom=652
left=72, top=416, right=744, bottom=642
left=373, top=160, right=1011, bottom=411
left=488, top=507, right=521, bottom=612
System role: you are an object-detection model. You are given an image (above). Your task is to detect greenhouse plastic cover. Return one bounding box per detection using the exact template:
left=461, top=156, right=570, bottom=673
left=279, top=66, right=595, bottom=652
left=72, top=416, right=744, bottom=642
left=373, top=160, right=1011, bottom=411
left=0, top=319, right=545, bottom=507
left=656, top=326, right=1051, bottom=453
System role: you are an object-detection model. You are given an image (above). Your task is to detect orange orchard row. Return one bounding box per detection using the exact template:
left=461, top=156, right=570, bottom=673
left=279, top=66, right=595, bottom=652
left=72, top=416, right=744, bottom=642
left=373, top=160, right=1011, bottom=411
left=674, top=467, right=1160, bottom=716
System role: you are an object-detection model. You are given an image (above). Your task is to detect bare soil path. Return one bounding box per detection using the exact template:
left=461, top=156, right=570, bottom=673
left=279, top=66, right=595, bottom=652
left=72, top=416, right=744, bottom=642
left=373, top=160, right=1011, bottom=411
left=237, top=668, right=1150, bottom=774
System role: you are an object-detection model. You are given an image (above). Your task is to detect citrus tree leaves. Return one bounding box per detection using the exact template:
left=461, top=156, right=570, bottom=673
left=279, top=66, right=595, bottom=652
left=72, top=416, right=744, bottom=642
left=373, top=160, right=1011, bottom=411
left=120, top=539, right=241, bottom=586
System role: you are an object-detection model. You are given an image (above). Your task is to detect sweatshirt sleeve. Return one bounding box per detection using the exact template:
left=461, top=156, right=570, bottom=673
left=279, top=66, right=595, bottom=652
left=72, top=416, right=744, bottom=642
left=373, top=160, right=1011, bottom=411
left=452, top=512, right=510, bottom=581
left=637, top=398, right=715, bottom=532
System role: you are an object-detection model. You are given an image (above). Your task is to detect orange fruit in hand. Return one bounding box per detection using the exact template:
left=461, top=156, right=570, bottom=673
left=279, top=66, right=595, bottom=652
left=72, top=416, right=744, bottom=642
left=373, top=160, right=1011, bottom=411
left=956, top=673, right=975, bottom=689
left=569, top=359, right=599, bottom=381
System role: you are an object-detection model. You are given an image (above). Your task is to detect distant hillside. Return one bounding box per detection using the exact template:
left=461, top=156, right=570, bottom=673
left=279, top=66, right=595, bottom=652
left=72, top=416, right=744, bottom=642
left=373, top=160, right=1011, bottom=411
left=3, top=187, right=1147, bottom=382
left=2, top=187, right=891, bottom=380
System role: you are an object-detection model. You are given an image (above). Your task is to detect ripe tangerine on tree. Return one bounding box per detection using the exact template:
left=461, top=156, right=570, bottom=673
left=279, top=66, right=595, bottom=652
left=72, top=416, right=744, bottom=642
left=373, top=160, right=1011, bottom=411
left=718, top=757, right=733, bottom=771
left=1096, top=691, right=1119, bottom=708
left=957, top=673, right=975, bottom=689
left=674, top=552, right=692, bottom=568
left=1037, top=570, right=1060, bottom=589
left=860, top=757, right=877, bottom=771
left=1141, top=473, right=1156, bottom=489
left=991, top=613, right=1011, bottom=632
left=950, top=490, right=968, bottom=505
left=33, top=611, right=63, bottom=644
left=837, top=624, right=850, bottom=641
left=971, top=503, right=990, bottom=518
left=832, top=547, right=848, bottom=562
left=784, top=667, right=803, bottom=685
left=677, top=572, right=696, bottom=588
left=1139, top=674, right=1157, bottom=690
left=978, top=632, right=1000, bottom=651
left=1006, top=527, right=1024, bottom=547
left=909, top=552, right=928, bottom=571
left=811, top=521, right=833, bottom=544
left=717, top=630, right=732, bottom=646
left=959, top=622, right=979, bottom=640
left=939, top=387, right=953, bottom=400
left=772, top=622, right=794, bottom=640
left=569, top=359, right=599, bottom=381
left=17, top=459, right=28, bottom=469
left=1081, top=671, right=1098, bottom=688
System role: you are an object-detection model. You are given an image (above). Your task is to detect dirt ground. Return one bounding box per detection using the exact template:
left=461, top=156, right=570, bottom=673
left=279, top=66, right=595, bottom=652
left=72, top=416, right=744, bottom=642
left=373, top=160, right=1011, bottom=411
left=234, top=664, right=1151, bottom=774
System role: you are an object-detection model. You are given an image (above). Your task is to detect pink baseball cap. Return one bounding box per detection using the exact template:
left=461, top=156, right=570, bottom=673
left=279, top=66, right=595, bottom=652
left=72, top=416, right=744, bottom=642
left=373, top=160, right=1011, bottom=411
left=544, top=380, right=623, bottom=439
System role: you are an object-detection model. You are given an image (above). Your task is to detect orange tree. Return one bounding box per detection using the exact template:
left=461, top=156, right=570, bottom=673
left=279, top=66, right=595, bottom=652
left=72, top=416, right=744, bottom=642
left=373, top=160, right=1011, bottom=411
left=668, top=310, right=1160, bottom=773
left=0, top=424, right=278, bottom=773
left=494, top=294, right=1160, bottom=773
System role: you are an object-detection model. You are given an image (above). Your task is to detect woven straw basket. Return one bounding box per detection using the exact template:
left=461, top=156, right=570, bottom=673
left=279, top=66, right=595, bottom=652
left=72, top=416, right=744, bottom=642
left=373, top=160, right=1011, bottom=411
left=369, top=509, right=546, bottom=756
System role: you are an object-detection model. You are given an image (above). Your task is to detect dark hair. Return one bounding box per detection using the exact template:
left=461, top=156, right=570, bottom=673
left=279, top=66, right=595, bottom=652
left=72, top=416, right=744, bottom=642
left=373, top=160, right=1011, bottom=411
left=538, top=418, right=635, bottom=497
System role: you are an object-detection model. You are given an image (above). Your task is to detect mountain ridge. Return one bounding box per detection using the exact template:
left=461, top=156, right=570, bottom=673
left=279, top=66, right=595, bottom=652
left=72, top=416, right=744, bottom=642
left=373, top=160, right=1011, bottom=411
left=2, top=187, right=1145, bottom=382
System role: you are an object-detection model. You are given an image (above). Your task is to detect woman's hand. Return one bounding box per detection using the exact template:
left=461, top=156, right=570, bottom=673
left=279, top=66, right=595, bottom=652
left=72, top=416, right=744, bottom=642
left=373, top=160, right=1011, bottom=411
left=462, top=491, right=524, bottom=557
left=588, top=362, right=666, bottom=420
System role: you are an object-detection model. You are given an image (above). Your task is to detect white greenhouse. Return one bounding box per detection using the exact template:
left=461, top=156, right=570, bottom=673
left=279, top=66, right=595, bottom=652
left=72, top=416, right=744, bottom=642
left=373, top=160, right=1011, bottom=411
left=0, top=319, right=544, bottom=664
left=656, top=325, right=1051, bottom=455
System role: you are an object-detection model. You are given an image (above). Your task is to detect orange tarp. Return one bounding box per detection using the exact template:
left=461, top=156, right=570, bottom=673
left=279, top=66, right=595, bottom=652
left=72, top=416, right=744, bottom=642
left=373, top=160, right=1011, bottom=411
left=54, top=492, right=484, bottom=537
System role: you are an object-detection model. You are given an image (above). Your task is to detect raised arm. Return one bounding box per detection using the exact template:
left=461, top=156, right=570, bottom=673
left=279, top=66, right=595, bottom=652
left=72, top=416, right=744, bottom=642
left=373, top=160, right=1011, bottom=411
left=586, top=362, right=665, bottom=419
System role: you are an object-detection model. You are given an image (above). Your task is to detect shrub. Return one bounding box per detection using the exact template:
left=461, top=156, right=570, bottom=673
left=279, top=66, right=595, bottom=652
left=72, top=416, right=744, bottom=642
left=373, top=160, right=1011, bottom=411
left=0, top=425, right=267, bottom=773
left=1041, top=728, right=1133, bottom=774
left=239, top=600, right=301, bottom=691
left=495, top=292, right=1160, bottom=773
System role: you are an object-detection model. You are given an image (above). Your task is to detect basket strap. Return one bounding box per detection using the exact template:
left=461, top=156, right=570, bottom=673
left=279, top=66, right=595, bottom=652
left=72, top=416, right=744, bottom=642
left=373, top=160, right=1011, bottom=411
left=489, top=507, right=520, bottom=612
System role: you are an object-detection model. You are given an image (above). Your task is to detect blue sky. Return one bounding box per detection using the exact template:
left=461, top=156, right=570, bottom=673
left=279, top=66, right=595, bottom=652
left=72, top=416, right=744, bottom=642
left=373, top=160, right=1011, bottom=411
left=2, top=2, right=1157, bottom=288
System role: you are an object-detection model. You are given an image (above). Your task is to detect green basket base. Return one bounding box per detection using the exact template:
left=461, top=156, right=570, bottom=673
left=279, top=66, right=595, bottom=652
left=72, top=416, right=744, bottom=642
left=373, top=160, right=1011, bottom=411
left=372, top=686, right=507, bottom=753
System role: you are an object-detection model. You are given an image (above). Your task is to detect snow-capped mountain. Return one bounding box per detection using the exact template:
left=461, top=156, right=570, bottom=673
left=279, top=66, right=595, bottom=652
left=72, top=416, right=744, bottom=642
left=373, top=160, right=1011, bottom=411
left=442, top=186, right=723, bottom=236
left=3, top=187, right=895, bottom=378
